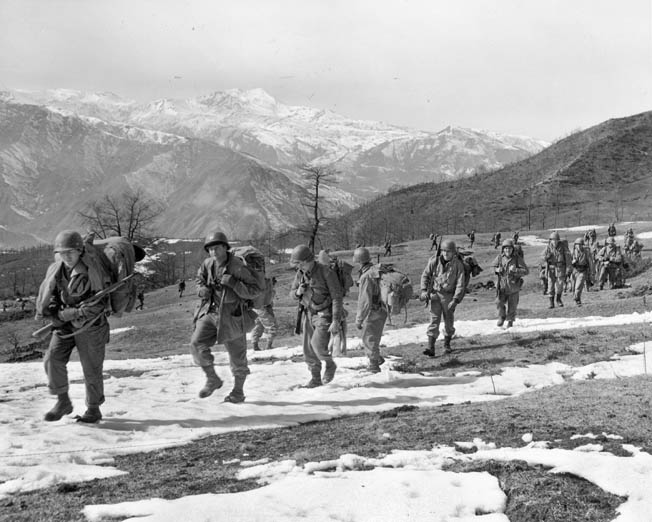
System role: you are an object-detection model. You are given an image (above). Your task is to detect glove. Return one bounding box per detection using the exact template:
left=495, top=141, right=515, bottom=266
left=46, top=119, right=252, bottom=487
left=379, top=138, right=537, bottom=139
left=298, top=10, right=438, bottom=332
left=58, top=307, right=79, bottom=323
left=356, top=322, right=363, bottom=330
left=328, top=321, right=341, bottom=335
left=419, top=291, right=429, bottom=302
left=220, top=274, right=235, bottom=289
left=448, top=300, right=458, bottom=312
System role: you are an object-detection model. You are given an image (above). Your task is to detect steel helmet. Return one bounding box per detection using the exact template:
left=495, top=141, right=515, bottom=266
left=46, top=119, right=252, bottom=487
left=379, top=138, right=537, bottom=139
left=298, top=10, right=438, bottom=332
left=441, top=239, right=457, bottom=252
left=549, top=231, right=560, bottom=241
left=53, top=230, right=84, bottom=253
left=352, top=247, right=371, bottom=264
left=574, top=237, right=585, bottom=246
left=204, top=231, right=230, bottom=252
left=290, top=244, right=314, bottom=265
left=501, top=239, right=514, bottom=249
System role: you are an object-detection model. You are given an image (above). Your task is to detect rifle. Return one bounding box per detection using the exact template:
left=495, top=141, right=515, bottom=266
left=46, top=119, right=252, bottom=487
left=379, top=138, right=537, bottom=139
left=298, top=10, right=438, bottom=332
left=294, top=303, right=305, bottom=335
left=32, top=274, right=135, bottom=340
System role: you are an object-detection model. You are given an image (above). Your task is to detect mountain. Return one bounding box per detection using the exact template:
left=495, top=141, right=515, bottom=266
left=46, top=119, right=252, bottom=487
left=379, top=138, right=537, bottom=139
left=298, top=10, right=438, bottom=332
left=324, top=110, right=652, bottom=247
left=0, top=99, right=353, bottom=247
left=4, top=88, right=548, bottom=198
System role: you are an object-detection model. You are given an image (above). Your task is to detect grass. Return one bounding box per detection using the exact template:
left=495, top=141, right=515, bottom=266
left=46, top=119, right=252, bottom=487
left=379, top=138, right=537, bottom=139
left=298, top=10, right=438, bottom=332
left=3, top=232, right=652, bottom=521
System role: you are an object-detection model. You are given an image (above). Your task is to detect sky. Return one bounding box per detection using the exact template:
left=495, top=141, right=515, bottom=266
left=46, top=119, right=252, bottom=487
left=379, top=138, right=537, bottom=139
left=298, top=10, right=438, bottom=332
left=3, top=311, right=652, bottom=520
left=1, top=0, right=651, bottom=141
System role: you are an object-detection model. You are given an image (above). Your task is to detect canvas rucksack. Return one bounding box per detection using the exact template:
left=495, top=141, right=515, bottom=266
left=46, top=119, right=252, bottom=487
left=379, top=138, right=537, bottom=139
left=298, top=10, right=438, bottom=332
left=80, top=235, right=145, bottom=317
left=326, top=257, right=355, bottom=297
left=230, top=245, right=266, bottom=307
left=453, top=251, right=483, bottom=302
left=376, top=263, right=413, bottom=324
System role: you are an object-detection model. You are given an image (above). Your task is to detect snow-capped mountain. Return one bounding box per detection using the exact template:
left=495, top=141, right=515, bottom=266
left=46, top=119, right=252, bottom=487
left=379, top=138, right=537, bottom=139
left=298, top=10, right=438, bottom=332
left=0, top=99, right=354, bottom=247
left=4, top=88, right=548, bottom=198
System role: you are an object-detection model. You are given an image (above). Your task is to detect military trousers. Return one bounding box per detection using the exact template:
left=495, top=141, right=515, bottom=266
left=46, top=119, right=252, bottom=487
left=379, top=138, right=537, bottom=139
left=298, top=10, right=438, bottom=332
left=573, top=269, right=588, bottom=301
left=546, top=265, right=566, bottom=296
left=43, top=318, right=109, bottom=408
left=302, top=311, right=334, bottom=374
left=426, top=292, right=456, bottom=340
left=360, top=307, right=387, bottom=364
left=251, top=305, right=278, bottom=344
left=496, top=291, right=520, bottom=322
left=190, top=312, right=250, bottom=378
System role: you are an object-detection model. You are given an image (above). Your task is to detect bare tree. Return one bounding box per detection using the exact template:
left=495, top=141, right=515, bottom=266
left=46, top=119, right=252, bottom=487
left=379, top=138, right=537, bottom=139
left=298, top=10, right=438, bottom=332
left=298, top=164, right=339, bottom=252
left=77, top=188, right=163, bottom=242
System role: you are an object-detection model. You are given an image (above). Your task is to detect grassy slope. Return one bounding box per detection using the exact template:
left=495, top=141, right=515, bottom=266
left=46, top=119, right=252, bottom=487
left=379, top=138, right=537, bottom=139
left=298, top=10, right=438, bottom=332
left=3, top=229, right=652, bottom=521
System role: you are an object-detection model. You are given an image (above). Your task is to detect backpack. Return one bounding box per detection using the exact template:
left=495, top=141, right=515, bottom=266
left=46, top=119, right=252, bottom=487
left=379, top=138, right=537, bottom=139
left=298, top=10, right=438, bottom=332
left=83, top=235, right=145, bottom=316
left=456, top=251, right=483, bottom=301
left=376, top=263, right=413, bottom=324
left=327, top=257, right=355, bottom=297
left=230, top=245, right=266, bottom=307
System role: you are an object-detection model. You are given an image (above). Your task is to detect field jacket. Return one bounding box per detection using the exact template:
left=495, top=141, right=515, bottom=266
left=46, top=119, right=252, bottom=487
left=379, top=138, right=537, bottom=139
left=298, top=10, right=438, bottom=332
left=355, top=264, right=383, bottom=325
left=291, top=261, right=343, bottom=323
left=194, top=252, right=263, bottom=343
left=493, top=252, right=529, bottom=296
left=420, top=255, right=465, bottom=302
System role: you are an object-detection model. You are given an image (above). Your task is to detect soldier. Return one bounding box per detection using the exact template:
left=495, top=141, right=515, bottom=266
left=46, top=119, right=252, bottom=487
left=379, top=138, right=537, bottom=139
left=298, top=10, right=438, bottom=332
left=571, top=237, right=594, bottom=306
left=540, top=231, right=572, bottom=308
left=136, top=290, right=145, bottom=310
left=353, top=247, right=388, bottom=373
left=493, top=239, right=529, bottom=327
left=420, top=239, right=466, bottom=357
left=429, top=233, right=440, bottom=251
left=512, top=231, right=520, bottom=244
left=251, top=276, right=278, bottom=351
left=597, top=237, right=625, bottom=290
left=383, top=239, right=392, bottom=257
left=467, top=230, right=475, bottom=248
left=493, top=231, right=502, bottom=249
left=290, top=244, right=343, bottom=387
left=178, top=279, right=186, bottom=298
left=35, top=230, right=111, bottom=423
left=189, top=231, right=263, bottom=403
left=608, top=222, right=617, bottom=237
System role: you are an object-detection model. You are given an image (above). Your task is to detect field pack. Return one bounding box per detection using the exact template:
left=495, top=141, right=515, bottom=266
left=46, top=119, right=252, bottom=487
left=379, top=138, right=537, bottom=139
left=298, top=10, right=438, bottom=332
left=326, top=257, right=355, bottom=297
left=83, top=235, right=145, bottom=316
left=376, top=263, right=413, bottom=323
left=230, top=245, right=266, bottom=307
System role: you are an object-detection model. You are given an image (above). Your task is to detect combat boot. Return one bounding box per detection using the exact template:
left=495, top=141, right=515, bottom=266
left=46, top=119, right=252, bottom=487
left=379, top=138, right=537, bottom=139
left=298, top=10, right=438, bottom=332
left=441, top=336, right=452, bottom=356
left=198, top=365, right=224, bottom=398
left=497, top=317, right=505, bottom=327
left=304, top=369, right=322, bottom=388
left=224, top=375, right=246, bottom=403
left=367, top=355, right=385, bottom=373
left=423, top=336, right=436, bottom=357
left=556, top=294, right=564, bottom=307
left=76, top=406, right=102, bottom=424
left=44, top=392, right=73, bottom=422
left=323, top=361, right=337, bottom=384
left=506, top=320, right=513, bottom=328
left=548, top=295, right=555, bottom=309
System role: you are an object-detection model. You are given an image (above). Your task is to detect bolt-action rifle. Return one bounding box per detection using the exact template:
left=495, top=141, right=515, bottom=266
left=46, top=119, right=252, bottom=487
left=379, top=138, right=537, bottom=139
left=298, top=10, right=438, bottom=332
left=32, top=274, right=135, bottom=340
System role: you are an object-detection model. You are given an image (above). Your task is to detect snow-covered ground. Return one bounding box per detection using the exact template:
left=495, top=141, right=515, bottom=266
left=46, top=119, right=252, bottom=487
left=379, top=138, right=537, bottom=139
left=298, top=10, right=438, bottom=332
left=3, top=313, right=652, bottom=521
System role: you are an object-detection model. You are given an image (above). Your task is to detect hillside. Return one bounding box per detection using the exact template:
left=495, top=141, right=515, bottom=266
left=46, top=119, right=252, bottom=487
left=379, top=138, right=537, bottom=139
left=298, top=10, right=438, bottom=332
left=326, top=110, right=652, bottom=247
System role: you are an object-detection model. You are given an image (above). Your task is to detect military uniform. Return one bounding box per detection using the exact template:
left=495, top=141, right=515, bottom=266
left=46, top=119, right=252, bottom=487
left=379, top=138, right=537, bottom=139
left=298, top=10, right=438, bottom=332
left=540, top=234, right=572, bottom=307
left=571, top=239, right=594, bottom=305
left=493, top=242, right=529, bottom=326
left=355, top=263, right=387, bottom=371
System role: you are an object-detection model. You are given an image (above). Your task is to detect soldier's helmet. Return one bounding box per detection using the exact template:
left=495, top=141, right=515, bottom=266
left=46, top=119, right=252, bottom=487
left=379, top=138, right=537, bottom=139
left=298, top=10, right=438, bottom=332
left=441, top=239, right=457, bottom=252
left=53, top=230, right=84, bottom=253
left=290, top=244, right=314, bottom=265
left=574, top=237, right=584, bottom=246
left=204, top=231, right=230, bottom=252
left=549, top=231, right=560, bottom=241
left=606, top=237, right=617, bottom=245
left=501, top=239, right=514, bottom=249
left=352, top=247, right=371, bottom=264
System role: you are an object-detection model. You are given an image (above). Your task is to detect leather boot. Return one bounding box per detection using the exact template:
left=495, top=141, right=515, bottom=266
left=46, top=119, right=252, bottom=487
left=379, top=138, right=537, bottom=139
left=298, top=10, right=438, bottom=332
left=77, top=406, right=102, bottom=423
left=441, top=336, right=452, bottom=356
left=224, top=375, right=246, bottom=403
left=44, top=392, right=73, bottom=422
left=198, top=365, right=223, bottom=398
left=423, top=336, right=436, bottom=357
left=323, top=361, right=337, bottom=384
left=304, top=369, right=322, bottom=388
left=548, top=295, right=555, bottom=309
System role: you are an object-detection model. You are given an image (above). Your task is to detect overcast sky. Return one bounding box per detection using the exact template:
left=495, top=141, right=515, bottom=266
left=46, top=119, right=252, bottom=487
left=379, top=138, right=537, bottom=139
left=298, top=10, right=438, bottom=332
left=1, top=0, right=650, bottom=141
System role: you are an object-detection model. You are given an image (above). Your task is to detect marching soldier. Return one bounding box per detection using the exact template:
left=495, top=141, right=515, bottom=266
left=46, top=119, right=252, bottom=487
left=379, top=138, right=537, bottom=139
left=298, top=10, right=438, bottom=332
left=493, top=239, right=529, bottom=327
left=571, top=237, right=594, bottom=305
left=540, top=231, right=572, bottom=308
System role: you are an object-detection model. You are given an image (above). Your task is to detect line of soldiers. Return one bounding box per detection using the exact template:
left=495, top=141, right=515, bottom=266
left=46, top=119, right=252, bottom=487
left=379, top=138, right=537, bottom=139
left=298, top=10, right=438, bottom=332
left=34, top=227, right=642, bottom=424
